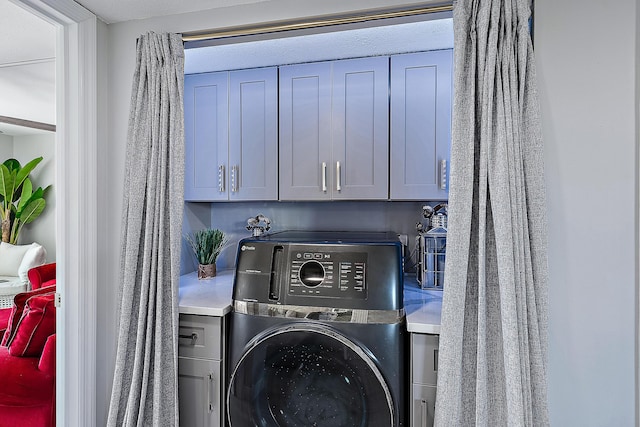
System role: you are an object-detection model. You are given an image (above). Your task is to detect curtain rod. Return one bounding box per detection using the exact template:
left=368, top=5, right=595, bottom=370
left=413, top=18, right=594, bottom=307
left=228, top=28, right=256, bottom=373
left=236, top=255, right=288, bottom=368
left=182, top=3, right=453, bottom=42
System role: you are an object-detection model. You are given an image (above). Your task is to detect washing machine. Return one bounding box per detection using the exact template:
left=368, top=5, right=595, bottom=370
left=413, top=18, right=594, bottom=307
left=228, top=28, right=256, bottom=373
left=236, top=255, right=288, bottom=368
left=226, top=231, right=407, bottom=427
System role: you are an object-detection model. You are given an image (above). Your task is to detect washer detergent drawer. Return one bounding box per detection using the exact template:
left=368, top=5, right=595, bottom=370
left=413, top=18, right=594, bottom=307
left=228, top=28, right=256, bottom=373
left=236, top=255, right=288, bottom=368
left=179, top=314, right=222, bottom=360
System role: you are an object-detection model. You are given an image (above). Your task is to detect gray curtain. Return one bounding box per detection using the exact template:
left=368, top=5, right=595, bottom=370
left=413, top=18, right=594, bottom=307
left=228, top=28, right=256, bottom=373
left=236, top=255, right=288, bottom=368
left=434, top=0, right=549, bottom=426
left=107, top=32, right=185, bottom=427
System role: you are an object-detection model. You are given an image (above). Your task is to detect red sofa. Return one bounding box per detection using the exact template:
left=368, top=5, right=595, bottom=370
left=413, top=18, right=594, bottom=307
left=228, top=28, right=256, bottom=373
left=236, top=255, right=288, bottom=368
left=0, top=262, right=56, bottom=427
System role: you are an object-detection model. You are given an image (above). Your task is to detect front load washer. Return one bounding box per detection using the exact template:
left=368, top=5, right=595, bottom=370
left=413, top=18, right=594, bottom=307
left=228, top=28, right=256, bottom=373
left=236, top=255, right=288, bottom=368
left=226, top=231, right=407, bottom=427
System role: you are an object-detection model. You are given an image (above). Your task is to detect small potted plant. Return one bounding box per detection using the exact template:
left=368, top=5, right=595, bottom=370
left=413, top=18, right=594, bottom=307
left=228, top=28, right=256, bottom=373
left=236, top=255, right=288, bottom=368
left=185, top=228, right=228, bottom=279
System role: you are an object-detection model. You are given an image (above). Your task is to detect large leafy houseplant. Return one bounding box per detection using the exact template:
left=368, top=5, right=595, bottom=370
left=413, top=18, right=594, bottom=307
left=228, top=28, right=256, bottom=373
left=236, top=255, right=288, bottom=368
left=0, top=157, right=49, bottom=244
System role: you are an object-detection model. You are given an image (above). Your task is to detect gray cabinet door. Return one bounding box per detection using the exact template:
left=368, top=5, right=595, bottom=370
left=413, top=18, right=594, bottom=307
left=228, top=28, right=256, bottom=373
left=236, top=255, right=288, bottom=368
left=411, top=333, right=439, bottom=427
left=184, top=72, right=229, bottom=201
left=411, top=383, right=437, bottom=427
left=279, top=61, right=332, bottom=200
left=390, top=50, right=452, bottom=200
left=229, top=67, right=278, bottom=200
left=178, top=357, right=222, bottom=427
left=331, top=56, right=389, bottom=200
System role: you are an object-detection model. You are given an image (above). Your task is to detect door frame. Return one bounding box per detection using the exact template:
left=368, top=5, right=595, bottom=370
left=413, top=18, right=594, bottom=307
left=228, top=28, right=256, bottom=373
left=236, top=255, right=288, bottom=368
left=12, top=0, right=98, bottom=426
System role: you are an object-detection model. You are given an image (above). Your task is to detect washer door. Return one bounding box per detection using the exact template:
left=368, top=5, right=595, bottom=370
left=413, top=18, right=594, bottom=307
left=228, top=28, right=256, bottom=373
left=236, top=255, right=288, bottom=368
left=227, top=323, right=394, bottom=427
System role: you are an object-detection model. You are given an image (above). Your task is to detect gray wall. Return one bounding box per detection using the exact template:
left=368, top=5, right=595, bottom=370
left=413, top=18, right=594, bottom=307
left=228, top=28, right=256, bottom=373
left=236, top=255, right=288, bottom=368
left=101, top=0, right=639, bottom=425
left=182, top=201, right=436, bottom=273
left=536, top=0, right=638, bottom=425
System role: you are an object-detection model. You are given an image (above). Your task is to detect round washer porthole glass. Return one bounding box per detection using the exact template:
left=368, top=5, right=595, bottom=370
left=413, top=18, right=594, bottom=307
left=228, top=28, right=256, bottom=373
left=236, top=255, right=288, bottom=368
left=298, top=260, right=325, bottom=287
left=227, top=327, right=394, bottom=427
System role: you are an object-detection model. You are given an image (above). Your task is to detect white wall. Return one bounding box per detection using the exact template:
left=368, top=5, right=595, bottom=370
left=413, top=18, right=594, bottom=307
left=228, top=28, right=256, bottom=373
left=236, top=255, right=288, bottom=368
left=101, top=0, right=639, bottom=425
left=536, top=1, right=638, bottom=425
left=0, top=134, right=12, bottom=158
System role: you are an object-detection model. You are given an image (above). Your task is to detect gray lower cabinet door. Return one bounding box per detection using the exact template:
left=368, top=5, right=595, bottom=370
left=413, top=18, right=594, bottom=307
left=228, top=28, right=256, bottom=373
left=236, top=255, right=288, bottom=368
left=390, top=50, right=452, bottom=200
left=184, top=72, right=229, bottom=201
left=331, top=56, right=389, bottom=200
left=229, top=67, right=278, bottom=201
left=178, top=357, right=222, bottom=427
left=411, top=384, right=437, bottom=427
left=279, top=61, right=332, bottom=200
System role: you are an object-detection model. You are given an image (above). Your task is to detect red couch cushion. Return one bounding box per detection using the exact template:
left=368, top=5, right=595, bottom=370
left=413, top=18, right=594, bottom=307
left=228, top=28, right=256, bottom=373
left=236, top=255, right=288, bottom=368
left=1, top=285, right=56, bottom=347
left=0, top=340, right=55, bottom=427
left=8, top=294, right=56, bottom=357
left=0, top=308, right=11, bottom=337
left=27, top=262, right=56, bottom=291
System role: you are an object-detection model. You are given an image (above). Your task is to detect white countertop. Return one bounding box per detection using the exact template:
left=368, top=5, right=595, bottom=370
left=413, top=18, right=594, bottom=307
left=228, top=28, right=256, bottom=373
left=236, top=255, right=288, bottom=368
left=178, top=270, right=442, bottom=334
left=404, top=276, right=443, bottom=334
left=178, top=270, right=234, bottom=316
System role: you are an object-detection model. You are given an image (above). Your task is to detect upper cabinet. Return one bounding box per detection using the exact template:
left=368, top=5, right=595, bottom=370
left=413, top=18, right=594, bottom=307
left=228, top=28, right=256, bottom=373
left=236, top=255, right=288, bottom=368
left=184, top=72, right=228, bottom=201
left=184, top=67, right=278, bottom=201
left=185, top=50, right=453, bottom=202
left=390, top=50, right=452, bottom=200
left=279, top=57, right=389, bottom=200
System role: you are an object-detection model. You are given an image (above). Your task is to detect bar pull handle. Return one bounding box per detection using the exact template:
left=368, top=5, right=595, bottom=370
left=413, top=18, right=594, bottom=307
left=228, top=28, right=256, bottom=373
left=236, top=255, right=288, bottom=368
left=231, top=165, right=239, bottom=193
left=207, top=373, right=214, bottom=413
left=420, top=399, right=428, bottom=427
left=440, top=159, right=447, bottom=190
left=218, top=165, right=225, bottom=193
left=322, top=162, right=327, bottom=192
left=336, top=161, right=341, bottom=191
left=179, top=332, right=198, bottom=344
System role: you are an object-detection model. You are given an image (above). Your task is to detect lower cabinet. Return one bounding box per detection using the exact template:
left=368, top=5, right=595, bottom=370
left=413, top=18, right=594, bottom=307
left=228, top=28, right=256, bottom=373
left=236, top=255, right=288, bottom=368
left=178, top=314, right=226, bottom=427
left=410, top=333, right=439, bottom=427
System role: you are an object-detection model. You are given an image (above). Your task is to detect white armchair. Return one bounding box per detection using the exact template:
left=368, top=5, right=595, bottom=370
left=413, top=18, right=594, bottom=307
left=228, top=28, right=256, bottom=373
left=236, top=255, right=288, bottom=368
left=0, top=242, right=47, bottom=308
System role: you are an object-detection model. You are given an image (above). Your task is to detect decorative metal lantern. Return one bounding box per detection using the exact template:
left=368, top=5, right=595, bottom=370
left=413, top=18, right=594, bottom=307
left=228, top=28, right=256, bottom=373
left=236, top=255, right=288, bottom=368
left=420, top=225, right=447, bottom=289
left=416, top=208, right=447, bottom=290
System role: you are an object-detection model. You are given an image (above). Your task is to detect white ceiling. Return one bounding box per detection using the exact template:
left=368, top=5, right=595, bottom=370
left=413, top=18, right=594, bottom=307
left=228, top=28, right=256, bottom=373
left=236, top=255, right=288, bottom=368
left=74, top=0, right=271, bottom=24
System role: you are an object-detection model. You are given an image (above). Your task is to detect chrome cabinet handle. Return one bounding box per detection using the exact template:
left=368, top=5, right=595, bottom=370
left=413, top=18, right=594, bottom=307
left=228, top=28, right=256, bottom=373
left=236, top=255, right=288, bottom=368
left=420, top=399, right=428, bottom=427
left=207, top=373, right=214, bottom=413
left=336, top=161, right=341, bottom=191
left=440, top=159, right=447, bottom=190
left=218, top=165, right=225, bottom=193
left=231, top=165, right=239, bottom=193
left=322, top=162, right=327, bottom=192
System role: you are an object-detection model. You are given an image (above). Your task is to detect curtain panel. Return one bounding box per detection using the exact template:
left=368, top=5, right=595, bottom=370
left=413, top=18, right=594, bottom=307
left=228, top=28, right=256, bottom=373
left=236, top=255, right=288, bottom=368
left=434, top=0, right=549, bottom=425
left=107, top=32, right=185, bottom=427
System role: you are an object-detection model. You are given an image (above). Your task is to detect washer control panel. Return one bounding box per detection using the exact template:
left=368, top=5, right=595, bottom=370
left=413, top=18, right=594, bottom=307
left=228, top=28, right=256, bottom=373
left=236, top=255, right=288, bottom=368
left=288, top=249, right=367, bottom=299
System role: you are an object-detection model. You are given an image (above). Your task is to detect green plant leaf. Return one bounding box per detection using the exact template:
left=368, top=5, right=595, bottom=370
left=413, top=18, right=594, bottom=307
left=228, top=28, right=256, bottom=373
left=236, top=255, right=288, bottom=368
left=15, top=198, right=45, bottom=224
left=2, top=159, right=20, bottom=172
left=14, top=157, right=42, bottom=190
left=0, top=164, right=15, bottom=200
left=16, top=188, right=44, bottom=217
left=17, top=178, right=33, bottom=212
